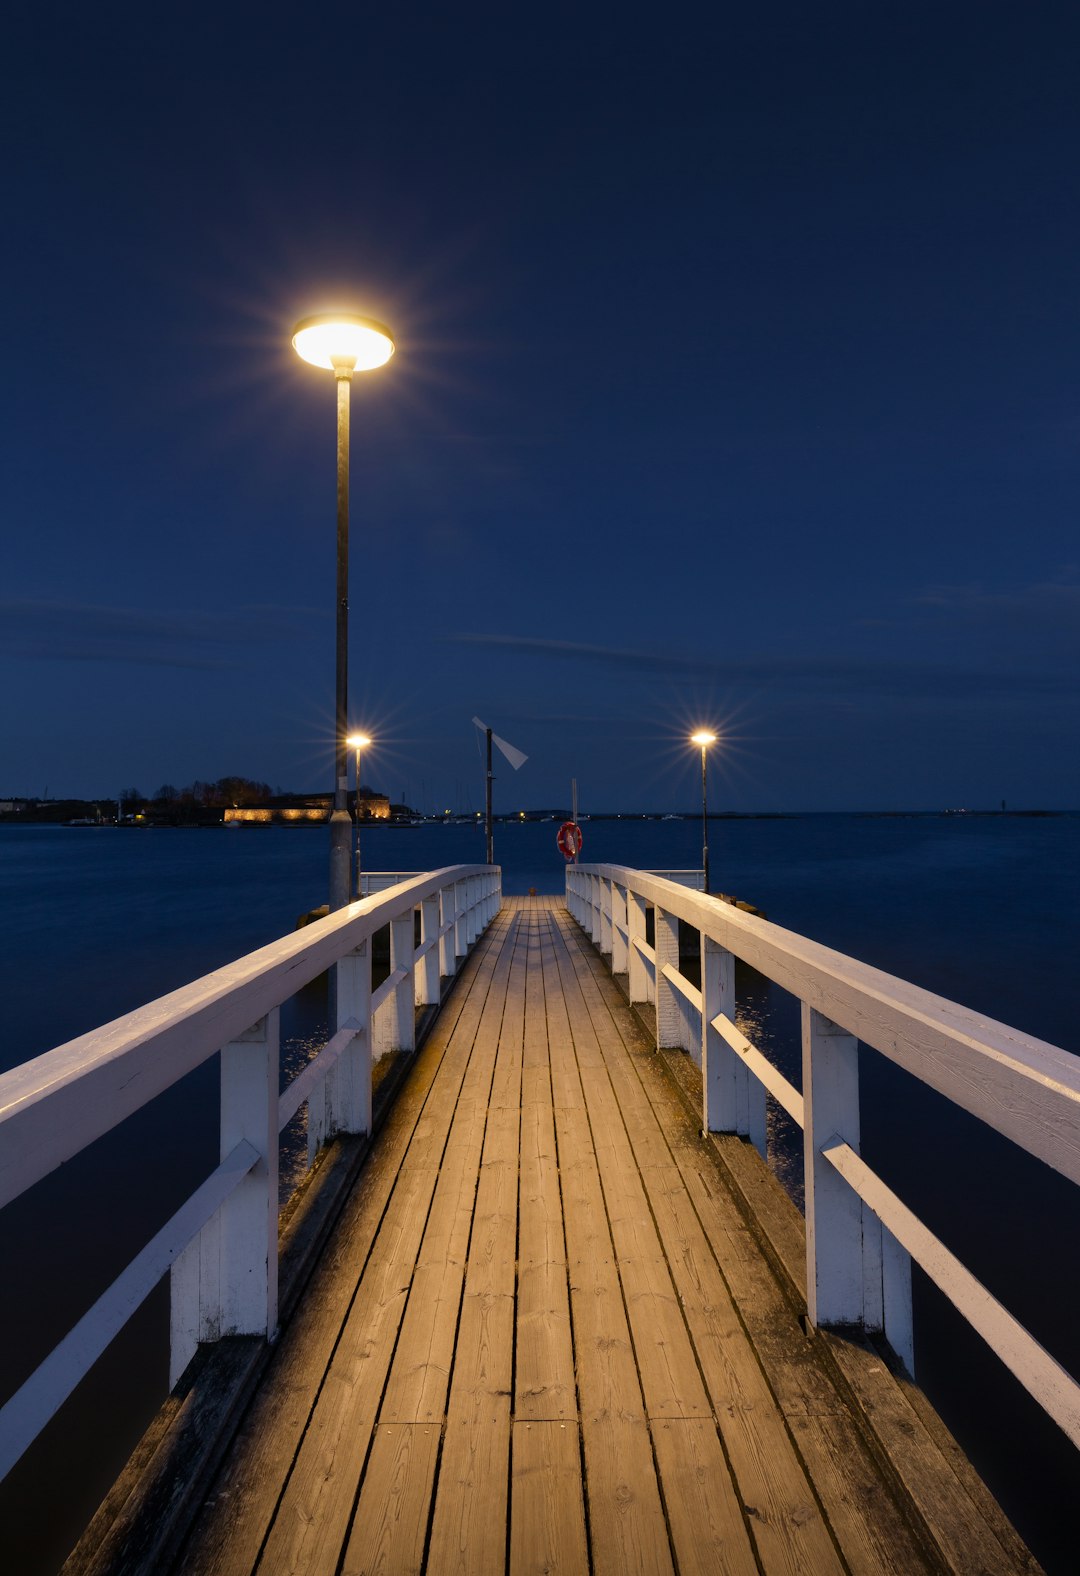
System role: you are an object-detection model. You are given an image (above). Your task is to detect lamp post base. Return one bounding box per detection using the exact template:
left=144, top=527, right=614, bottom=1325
left=329, top=809, right=353, bottom=911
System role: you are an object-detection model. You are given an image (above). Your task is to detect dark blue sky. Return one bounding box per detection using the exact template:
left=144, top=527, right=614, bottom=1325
left=3, top=3, right=1078, bottom=811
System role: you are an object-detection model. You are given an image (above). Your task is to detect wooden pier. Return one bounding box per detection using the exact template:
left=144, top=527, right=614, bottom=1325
left=72, top=897, right=1038, bottom=1574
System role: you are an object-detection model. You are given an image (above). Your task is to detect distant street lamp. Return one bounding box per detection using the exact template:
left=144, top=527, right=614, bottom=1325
left=347, top=732, right=372, bottom=899
left=292, top=313, right=394, bottom=909
left=690, top=731, right=717, bottom=894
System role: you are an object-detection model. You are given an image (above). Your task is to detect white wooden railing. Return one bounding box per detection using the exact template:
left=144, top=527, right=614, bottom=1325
left=0, top=864, right=500, bottom=1481
left=567, top=863, right=1080, bottom=1448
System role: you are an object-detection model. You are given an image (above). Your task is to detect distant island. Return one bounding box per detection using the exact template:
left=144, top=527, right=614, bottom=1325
left=0, top=780, right=1067, bottom=829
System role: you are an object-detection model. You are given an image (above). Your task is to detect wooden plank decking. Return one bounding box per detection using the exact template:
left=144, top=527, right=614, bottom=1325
left=158, top=897, right=1032, bottom=1576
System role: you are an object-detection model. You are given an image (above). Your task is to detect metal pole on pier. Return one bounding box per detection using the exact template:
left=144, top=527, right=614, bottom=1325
left=291, top=314, right=395, bottom=910
left=691, top=731, right=716, bottom=895
left=347, top=733, right=371, bottom=899
left=329, top=366, right=352, bottom=909
left=486, top=728, right=494, bottom=865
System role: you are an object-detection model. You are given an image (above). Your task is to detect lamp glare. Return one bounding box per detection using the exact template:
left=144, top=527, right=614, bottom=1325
left=292, top=315, right=395, bottom=372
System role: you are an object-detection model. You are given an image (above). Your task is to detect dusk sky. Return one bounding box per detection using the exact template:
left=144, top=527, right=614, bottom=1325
left=3, top=4, right=1079, bottom=813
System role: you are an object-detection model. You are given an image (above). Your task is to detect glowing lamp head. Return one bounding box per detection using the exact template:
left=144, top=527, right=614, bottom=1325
left=291, top=314, right=395, bottom=373
left=691, top=731, right=717, bottom=748
left=347, top=733, right=372, bottom=749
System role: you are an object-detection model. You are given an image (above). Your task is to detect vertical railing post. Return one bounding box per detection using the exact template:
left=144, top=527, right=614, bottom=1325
left=454, top=879, right=468, bottom=959
left=883, top=1224, right=914, bottom=1374
left=310, top=941, right=372, bottom=1161
left=568, top=868, right=581, bottom=925
left=335, top=941, right=373, bottom=1134
left=627, top=889, right=649, bottom=1004
left=654, top=906, right=692, bottom=1052
left=170, top=1009, right=279, bottom=1387
left=611, top=882, right=628, bottom=975
left=418, top=894, right=441, bottom=1006
left=391, top=907, right=416, bottom=1052
left=701, top=934, right=736, bottom=1129
left=599, top=877, right=613, bottom=959
left=802, top=1004, right=884, bottom=1333
left=440, top=882, right=457, bottom=980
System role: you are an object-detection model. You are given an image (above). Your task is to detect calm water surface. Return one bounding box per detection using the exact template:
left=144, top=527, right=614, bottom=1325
left=1, top=815, right=1078, bottom=1570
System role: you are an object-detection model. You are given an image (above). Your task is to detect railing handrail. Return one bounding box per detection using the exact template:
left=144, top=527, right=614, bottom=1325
left=0, top=865, right=495, bottom=1213
left=0, top=863, right=501, bottom=1482
left=573, top=862, right=1080, bottom=1185
left=566, top=861, right=1080, bottom=1450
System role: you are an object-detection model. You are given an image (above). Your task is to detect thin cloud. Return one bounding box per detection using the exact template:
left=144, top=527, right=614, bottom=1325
left=444, top=631, right=1080, bottom=700
left=0, top=598, right=323, bottom=670
left=914, top=577, right=1080, bottom=622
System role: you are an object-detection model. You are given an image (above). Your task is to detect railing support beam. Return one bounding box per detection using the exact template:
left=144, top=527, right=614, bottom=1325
left=655, top=907, right=693, bottom=1052
left=170, top=1009, right=279, bottom=1386
left=611, top=882, right=628, bottom=975
left=803, top=1004, right=883, bottom=1334
left=702, top=936, right=736, bottom=1130
left=627, top=892, right=649, bottom=1004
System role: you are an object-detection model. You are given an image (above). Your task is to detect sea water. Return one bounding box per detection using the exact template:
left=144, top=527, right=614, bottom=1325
left=1, top=814, right=1078, bottom=1570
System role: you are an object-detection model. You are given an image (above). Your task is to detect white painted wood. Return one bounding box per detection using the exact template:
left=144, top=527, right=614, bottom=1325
left=823, top=1140, right=1080, bottom=1442
left=279, top=1020, right=361, bottom=1134
left=217, top=1012, right=279, bottom=1340
left=882, top=1221, right=914, bottom=1375
left=0, top=865, right=496, bottom=1212
left=370, top=965, right=409, bottom=1016
left=440, top=884, right=456, bottom=979
left=599, top=878, right=613, bottom=956
left=702, top=938, right=736, bottom=1132
left=417, top=895, right=441, bottom=1006
left=568, top=859, right=1080, bottom=1436
left=1, top=1137, right=258, bottom=1475
left=454, top=879, right=468, bottom=958
left=803, top=1006, right=868, bottom=1331
left=713, top=1011, right=804, bottom=1127
left=611, top=883, right=628, bottom=974
left=654, top=908, right=693, bottom=1053
left=333, top=943, right=371, bottom=1141
left=0, top=863, right=499, bottom=1474
left=661, top=962, right=702, bottom=1014
left=390, top=912, right=417, bottom=1052
left=566, top=864, right=1080, bottom=1188
left=627, top=891, right=650, bottom=1004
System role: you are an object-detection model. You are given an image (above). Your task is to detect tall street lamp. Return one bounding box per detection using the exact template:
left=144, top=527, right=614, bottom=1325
left=690, top=731, right=717, bottom=894
left=292, top=313, right=394, bottom=909
left=347, top=732, right=372, bottom=900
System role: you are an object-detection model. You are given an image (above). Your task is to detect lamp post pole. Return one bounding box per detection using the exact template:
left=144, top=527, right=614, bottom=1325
left=485, top=726, right=494, bottom=865
left=700, top=742, right=709, bottom=895
left=291, top=312, right=394, bottom=912
left=348, top=733, right=370, bottom=900
left=691, top=731, right=716, bottom=895
left=330, top=364, right=352, bottom=910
